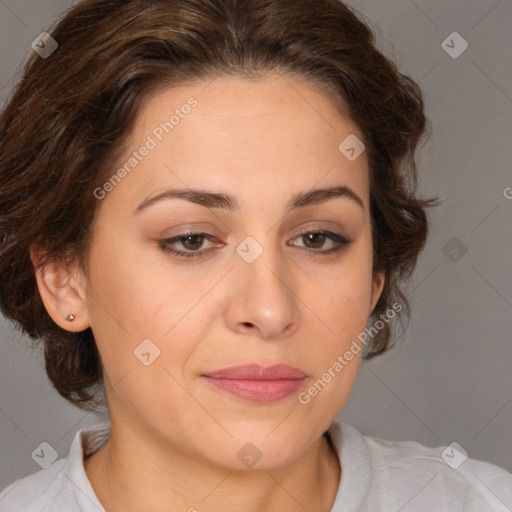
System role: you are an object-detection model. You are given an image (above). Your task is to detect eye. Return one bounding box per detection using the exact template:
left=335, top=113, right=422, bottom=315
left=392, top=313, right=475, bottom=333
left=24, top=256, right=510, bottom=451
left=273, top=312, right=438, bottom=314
left=159, top=232, right=220, bottom=259
left=289, top=230, right=352, bottom=255
left=159, top=229, right=352, bottom=260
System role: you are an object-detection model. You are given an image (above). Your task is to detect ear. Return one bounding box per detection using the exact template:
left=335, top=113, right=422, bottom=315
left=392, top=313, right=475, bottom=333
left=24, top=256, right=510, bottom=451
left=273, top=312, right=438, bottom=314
left=369, top=271, right=385, bottom=315
left=29, top=242, right=90, bottom=332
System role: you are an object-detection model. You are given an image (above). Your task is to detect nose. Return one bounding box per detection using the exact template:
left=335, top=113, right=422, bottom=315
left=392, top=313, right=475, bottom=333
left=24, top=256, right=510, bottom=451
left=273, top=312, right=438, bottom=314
left=223, top=238, right=300, bottom=340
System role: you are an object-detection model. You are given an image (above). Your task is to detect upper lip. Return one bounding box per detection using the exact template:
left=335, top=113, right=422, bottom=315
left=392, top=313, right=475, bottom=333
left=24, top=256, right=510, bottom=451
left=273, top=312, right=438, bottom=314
left=203, top=364, right=307, bottom=380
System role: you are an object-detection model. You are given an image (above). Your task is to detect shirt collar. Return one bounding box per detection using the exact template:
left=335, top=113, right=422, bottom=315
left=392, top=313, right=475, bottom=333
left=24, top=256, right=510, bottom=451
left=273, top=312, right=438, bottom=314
left=64, top=419, right=370, bottom=512
left=326, top=420, right=372, bottom=511
left=65, top=421, right=110, bottom=512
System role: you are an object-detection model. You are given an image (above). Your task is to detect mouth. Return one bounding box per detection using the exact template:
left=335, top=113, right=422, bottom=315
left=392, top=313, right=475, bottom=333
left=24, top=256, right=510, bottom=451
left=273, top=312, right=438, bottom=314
left=201, top=364, right=308, bottom=403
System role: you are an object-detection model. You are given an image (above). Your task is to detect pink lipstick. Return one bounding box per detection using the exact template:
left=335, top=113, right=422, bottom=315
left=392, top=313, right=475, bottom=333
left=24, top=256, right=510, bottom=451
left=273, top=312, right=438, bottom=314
left=201, top=364, right=307, bottom=403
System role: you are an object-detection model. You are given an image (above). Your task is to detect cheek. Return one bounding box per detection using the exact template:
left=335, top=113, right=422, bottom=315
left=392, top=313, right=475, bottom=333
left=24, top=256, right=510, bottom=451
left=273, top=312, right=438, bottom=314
left=85, top=235, right=215, bottom=382
left=318, top=249, right=374, bottom=339
left=83, top=236, right=169, bottom=371
left=84, top=249, right=194, bottom=417
left=87, top=229, right=177, bottom=329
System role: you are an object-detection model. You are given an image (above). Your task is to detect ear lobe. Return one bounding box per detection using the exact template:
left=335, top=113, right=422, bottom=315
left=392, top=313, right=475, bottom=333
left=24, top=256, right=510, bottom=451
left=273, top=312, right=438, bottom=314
left=370, top=271, right=385, bottom=314
left=29, top=242, right=90, bottom=332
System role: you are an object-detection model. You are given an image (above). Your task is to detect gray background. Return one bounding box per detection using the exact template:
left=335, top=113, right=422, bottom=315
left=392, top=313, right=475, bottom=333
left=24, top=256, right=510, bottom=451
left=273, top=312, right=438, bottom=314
left=1, top=0, right=511, bottom=491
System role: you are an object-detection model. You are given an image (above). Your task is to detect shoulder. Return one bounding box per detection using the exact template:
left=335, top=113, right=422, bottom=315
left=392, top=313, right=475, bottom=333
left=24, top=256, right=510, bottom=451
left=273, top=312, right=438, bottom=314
left=0, top=421, right=109, bottom=512
left=0, top=459, right=76, bottom=512
left=330, top=421, right=512, bottom=511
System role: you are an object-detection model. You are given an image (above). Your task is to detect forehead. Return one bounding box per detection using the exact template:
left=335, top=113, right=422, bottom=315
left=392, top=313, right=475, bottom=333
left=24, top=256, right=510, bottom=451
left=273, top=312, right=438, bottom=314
left=137, top=72, right=359, bottom=146
left=99, top=73, right=370, bottom=216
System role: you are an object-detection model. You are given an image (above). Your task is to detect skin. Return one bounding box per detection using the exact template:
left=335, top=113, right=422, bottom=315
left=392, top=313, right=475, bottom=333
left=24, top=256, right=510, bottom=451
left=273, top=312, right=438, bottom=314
left=31, top=72, right=384, bottom=512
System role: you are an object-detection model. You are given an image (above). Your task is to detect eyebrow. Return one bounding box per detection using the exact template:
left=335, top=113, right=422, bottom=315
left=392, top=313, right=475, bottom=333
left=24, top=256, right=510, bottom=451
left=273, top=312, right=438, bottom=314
left=132, top=184, right=364, bottom=216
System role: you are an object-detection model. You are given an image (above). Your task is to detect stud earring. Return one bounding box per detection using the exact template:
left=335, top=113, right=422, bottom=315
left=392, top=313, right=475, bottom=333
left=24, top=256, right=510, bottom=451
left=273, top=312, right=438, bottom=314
left=65, top=314, right=75, bottom=322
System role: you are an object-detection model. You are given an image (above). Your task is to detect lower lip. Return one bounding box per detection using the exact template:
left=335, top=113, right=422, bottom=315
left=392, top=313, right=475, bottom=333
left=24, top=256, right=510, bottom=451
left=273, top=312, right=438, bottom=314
left=201, top=376, right=306, bottom=403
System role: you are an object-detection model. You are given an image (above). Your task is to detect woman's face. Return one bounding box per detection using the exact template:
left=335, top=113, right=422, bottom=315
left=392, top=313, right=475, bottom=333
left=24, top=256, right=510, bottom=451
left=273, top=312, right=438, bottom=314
left=74, top=73, right=383, bottom=468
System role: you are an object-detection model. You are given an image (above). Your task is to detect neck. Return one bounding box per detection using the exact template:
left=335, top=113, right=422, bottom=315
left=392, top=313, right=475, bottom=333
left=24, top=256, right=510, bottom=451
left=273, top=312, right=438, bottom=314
left=84, top=419, right=341, bottom=512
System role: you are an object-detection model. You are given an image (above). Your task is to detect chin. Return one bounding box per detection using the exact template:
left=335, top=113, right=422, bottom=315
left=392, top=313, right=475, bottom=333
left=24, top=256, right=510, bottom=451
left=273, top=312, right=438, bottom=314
left=198, top=432, right=312, bottom=471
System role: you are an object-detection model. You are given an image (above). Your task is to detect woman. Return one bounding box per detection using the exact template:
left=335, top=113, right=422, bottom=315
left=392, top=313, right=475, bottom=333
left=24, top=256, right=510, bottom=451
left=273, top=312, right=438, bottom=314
left=0, top=0, right=510, bottom=511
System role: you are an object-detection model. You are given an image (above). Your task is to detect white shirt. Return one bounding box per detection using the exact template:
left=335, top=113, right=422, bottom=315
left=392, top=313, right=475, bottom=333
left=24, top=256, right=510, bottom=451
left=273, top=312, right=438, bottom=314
left=0, top=421, right=511, bottom=511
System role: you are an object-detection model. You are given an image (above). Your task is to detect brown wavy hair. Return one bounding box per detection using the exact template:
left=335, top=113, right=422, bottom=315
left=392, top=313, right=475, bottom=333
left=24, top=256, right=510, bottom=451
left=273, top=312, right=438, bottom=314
left=0, top=0, right=437, bottom=412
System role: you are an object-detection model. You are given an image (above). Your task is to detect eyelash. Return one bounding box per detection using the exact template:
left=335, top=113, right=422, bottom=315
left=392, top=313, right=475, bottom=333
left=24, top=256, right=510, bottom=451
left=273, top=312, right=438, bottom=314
left=159, top=230, right=352, bottom=260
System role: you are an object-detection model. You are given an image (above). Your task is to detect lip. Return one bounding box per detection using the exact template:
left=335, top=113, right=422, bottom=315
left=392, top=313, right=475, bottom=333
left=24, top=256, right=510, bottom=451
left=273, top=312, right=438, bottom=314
left=203, top=364, right=307, bottom=380
left=201, top=364, right=308, bottom=403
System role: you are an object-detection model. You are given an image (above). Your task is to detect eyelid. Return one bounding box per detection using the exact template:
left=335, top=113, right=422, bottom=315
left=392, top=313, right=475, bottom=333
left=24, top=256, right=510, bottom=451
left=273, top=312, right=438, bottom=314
left=159, top=225, right=352, bottom=260
left=160, top=223, right=350, bottom=246
left=158, top=232, right=222, bottom=259
left=291, top=221, right=350, bottom=239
